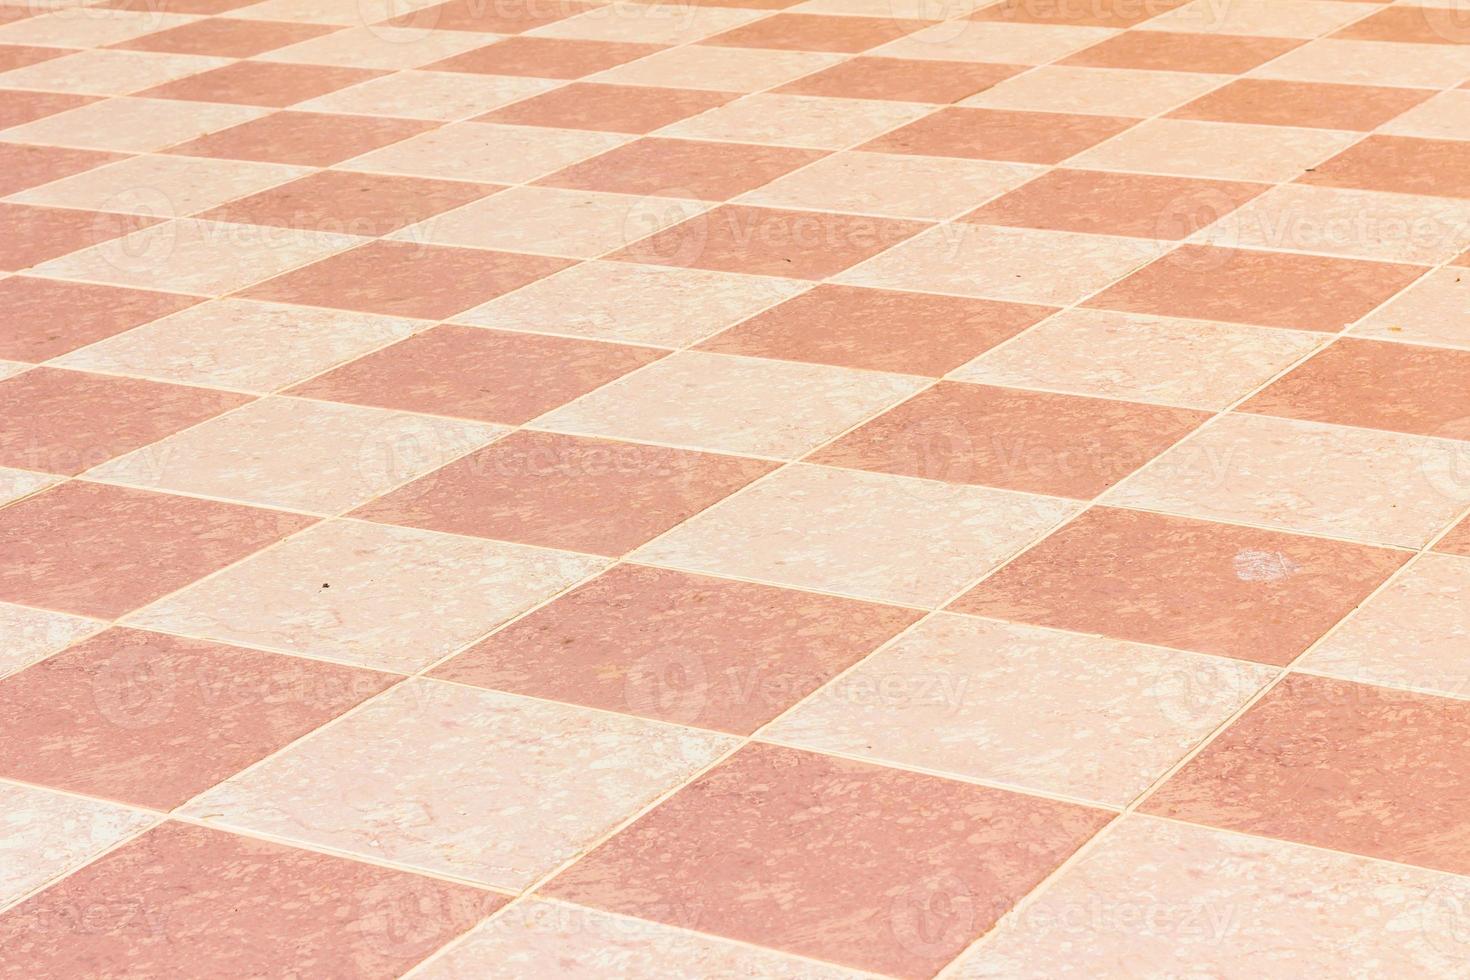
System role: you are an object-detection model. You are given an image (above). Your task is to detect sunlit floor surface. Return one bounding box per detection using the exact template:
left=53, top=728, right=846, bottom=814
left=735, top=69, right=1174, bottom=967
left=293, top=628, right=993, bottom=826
left=2, top=0, right=1470, bottom=975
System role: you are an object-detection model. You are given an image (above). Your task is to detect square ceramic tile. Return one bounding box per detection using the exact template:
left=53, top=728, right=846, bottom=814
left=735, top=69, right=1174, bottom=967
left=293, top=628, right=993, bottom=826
left=811, top=381, right=1209, bottom=498
left=298, top=69, right=559, bottom=120
left=478, top=81, right=737, bottom=132
left=458, top=260, right=808, bottom=347
left=116, top=17, right=338, bottom=57
left=0, top=143, right=123, bottom=196
left=0, top=822, right=503, bottom=977
left=952, top=308, right=1324, bottom=410
left=394, top=186, right=706, bottom=258
left=963, top=65, right=1227, bottom=116
left=1333, top=4, right=1470, bottom=45
left=1240, top=338, right=1470, bottom=440
left=527, top=3, right=761, bottom=45
left=288, top=323, right=664, bottom=423
left=0, top=782, right=154, bottom=907
left=32, top=217, right=361, bottom=294
left=542, top=742, right=1110, bottom=978
left=588, top=44, right=843, bottom=91
left=182, top=679, right=734, bottom=887
left=428, top=37, right=666, bottom=79
left=952, top=505, right=1408, bottom=663
left=1143, top=672, right=1470, bottom=875
left=164, top=109, right=437, bottom=165
left=0, top=204, right=160, bottom=272
left=10, top=153, right=308, bottom=217
left=766, top=613, right=1275, bottom=806
left=836, top=223, right=1160, bottom=306
left=0, top=367, right=247, bottom=475
left=201, top=168, right=502, bottom=235
left=870, top=21, right=1113, bottom=64
left=535, top=137, right=824, bottom=201
left=353, top=429, right=775, bottom=556
left=53, top=299, right=422, bottom=392
left=615, top=204, right=929, bottom=280
left=0, top=481, right=313, bottom=618
left=128, top=518, right=603, bottom=672
left=776, top=55, right=1025, bottom=102
left=138, top=59, right=381, bottom=106
left=1352, top=266, right=1470, bottom=349
left=954, top=815, right=1470, bottom=978
left=968, top=0, right=1191, bottom=28
left=0, top=10, right=195, bottom=47
left=258, top=24, right=497, bottom=69
left=702, top=11, right=925, bottom=51
left=538, top=350, right=925, bottom=458
left=342, top=121, right=629, bottom=183
left=634, top=462, right=1077, bottom=606
left=1061, top=28, right=1302, bottom=72
left=1300, top=134, right=1470, bottom=200
left=432, top=562, right=918, bottom=734
left=1169, top=77, right=1433, bottom=131
left=1137, top=0, right=1376, bottom=38
left=1086, top=245, right=1426, bottom=332
left=0, top=48, right=228, bottom=96
left=0, top=97, right=268, bottom=152
left=1251, top=38, right=1470, bottom=89
left=1068, top=118, right=1360, bottom=183
left=0, top=627, right=394, bottom=808
left=0, top=601, right=101, bottom=679
left=89, top=396, right=501, bottom=514
left=1380, top=88, right=1470, bottom=141
left=382, top=0, right=596, bottom=33
left=0, top=276, right=200, bottom=361
left=699, top=283, right=1053, bottom=376
left=239, top=241, right=572, bottom=319
left=1103, top=412, right=1470, bottom=548
left=1302, top=553, right=1470, bottom=700
left=657, top=93, right=931, bottom=150
left=738, top=151, right=1041, bottom=220
left=863, top=106, right=1138, bottom=163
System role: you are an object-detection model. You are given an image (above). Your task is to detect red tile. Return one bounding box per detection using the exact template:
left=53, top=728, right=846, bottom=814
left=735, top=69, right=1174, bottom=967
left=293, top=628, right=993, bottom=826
left=811, top=381, right=1208, bottom=498
left=0, top=44, right=66, bottom=71
left=0, top=481, right=313, bottom=618
left=428, top=37, right=665, bottom=79
left=239, top=241, right=572, bottom=319
left=951, top=507, right=1407, bottom=664
left=1169, top=79, right=1434, bottom=131
left=477, top=83, right=738, bottom=133
left=535, top=136, right=824, bottom=200
left=0, top=90, right=95, bottom=129
left=0, top=143, right=121, bottom=197
left=543, top=742, right=1110, bottom=978
left=1144, top=674, right=1470, bottom=874
left=1333, top=5, right=1470, bottom=45
left=139, top=61, right=384, bottom=107
left=777, top=56, right=1025, bottom=103
left=115, top=18, right=337, bottom=57
left=288, top=323, right=664, bottom=423
left=387, top=0, right=596, bottom=31
left=0, top=277, right=201, bottom=361
left=0, top=822, right=502, bottom=976
left=0, top=367, right=249, bottom=475
left=1240, top=338, right=1470, bottom=439
left=698, top=284, right=1054, bottom=376
left=1087, top=246, right=1427, bottom=332
left=432, top=563, right=919, bottom=733
left=1436, top=513, right=1470, bottom=557
left=964, top=169, right=1266, bottom=239
left=611, top=204, right=928, bottom=279
left=971, top=0, right=1189, bottom=27
left=1060, top=30, right=1303, bottom=73
left=199, top=170, right=502, bottom=235
left=1298, top=135, right=1470, bottom=200
left=0, top=204, right=156, bottom=272
left=165, top=110, right=436, bottom=166
left=0, top=628, right=394, bottom=809
left=703, top=13, right=926, bottom=52
left=0, top=3, right=28, bottom=20
left=862, top=107, right=1137, bottom=163
left=353, top=429, right=774, bottom=555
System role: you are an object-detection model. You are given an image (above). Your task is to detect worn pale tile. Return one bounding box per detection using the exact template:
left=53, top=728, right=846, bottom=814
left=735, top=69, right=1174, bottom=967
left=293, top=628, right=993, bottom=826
left=10, top=154, right=307, bottom=217
left=54, top=299, right=423, bottom=391
left=952, top=308, right=1325, bottom=410
left=1105, top=413, right=1470, bottom=548
left=872, top=22, right=1113, bottom=64
left=0, top=781, right=155, bottom=906
left=257, top=24, right=494, bottom=69
left=0, top=49, right=227, bottom=96
left=457, top=260, right=807, bottom=347
left=31, top=218, right=361, bottom=294
left=297, top=69, right=559, bottom=120
left=1302, top=553, right=1470, bottom=700
left=537, top=350, right=925, bottom=458
left=590, top=45, right=843, bottom=92
left=658, top=93, right=930, bottom=150
left=0, top=467, right=58, bottom=509
left=635, top=462, right=1077, bottom=606
left=88, top=396, right=500, bottom=514
left=1139, top=0, right=1376, bottom=38
left=0, top=10, right=194, bottom=47
left=963, top=66, right=1228, bottom=117
left=1252, top=39, right=1470, bottom=89
left=837, top=223, right=1160, bottom=306
left=530, top=4, right=763, bottom=44
left=1070, top=118, right=1361, bottom=183
left=767, top=614, right=1275, bottom=806
left=1380, top=89, right=1470, bottom=142
left=1353, top=267, right=1470, bottom=350
left=344, top=121, right=628, bottom=183
left=955, top=815, right=1470, bottom=977
left=0, top=600, right=101, bottom=678
left=182, top=679, right=734, bottom=888
left=0, top=97, right=267, bottom=153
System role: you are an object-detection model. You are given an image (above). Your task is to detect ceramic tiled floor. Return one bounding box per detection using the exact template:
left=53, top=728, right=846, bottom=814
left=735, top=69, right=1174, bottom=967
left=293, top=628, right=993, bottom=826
left=3, top=0, right=1470, bottom=976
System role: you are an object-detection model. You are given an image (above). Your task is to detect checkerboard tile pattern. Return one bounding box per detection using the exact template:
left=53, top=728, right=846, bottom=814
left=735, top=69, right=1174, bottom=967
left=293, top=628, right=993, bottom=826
left=3, top=0, right=1470, bottom=975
